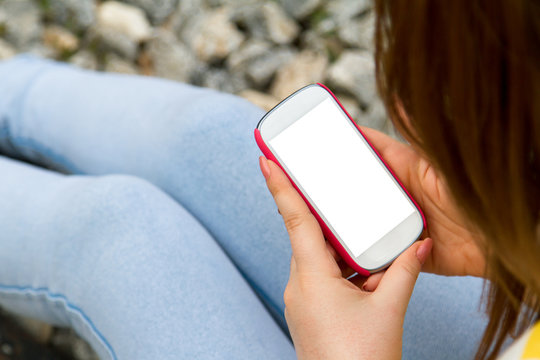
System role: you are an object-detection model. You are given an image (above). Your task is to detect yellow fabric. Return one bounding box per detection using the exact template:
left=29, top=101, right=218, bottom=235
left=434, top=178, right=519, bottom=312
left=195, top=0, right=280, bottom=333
left=522, top=322, right=540, bottom=359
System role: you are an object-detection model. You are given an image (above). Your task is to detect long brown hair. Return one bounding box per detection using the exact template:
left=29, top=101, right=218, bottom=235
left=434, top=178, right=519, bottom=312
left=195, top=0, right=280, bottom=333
left=373, top=0, right=540, bottom=358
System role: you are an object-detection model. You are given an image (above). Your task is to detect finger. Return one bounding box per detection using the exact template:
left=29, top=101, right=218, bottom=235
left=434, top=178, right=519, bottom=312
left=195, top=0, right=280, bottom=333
left=375, top=238, right=433, bottom=311
left=261, top=157, right=335, bottom=273
left=361, top=272, right=385, bottom=292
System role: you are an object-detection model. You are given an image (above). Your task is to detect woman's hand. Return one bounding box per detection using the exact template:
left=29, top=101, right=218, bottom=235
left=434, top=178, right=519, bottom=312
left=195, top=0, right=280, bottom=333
left=359, top=128, right=485, bottom=277
left=260, top=157, right=432, bottom=360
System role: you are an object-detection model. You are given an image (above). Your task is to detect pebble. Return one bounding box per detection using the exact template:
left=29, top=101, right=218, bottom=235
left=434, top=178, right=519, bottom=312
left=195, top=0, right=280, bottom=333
left=336, top=95, right=362, bottom=122
left=327, top=50, right=376, bottom=107
left=68, top=50, right=98, bottom=70
left=238, top=89, right=280, bottom=111
left=233, top=3, right=300, bottom=45
left=0, top=39, right=16, bottom=60
left=279, top=0, right=322, bottom=20
left=325, top=0, right=371, bottom=24
left=338, top=13, right=375, bottom=50
left=271, top=50, right=328, bottom=99
left=104, top=54, right=139, bottom=74
left=96, top=1, right=152, bottom=43
left=146, top=29, right=198, bottom=82
left=89, top=25, right=139, bottom=60
left=245, top=47, right=296, bottom=88
left=181, top=7, right=244, bottom=63
left=49, top=0, right=96, bottom=32
left=226, top=39, right=272, bottom=71
left=122, top=0, right=178, bottom=25
left=200, top=67, right=248, bottom=93
left=0, top=0, right=42, bottom=48
left=361, top=99, right=389, bottom=132
left=43, top=25, right=79, bottom=54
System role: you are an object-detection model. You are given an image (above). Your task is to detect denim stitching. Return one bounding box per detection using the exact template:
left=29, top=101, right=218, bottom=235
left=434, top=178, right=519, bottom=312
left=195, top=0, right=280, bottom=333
left=0, top=284, right=117, bottom=360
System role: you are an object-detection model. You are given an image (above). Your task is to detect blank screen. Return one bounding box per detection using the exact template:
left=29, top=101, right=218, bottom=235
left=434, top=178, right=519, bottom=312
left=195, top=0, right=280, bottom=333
left=269, top=98, right=415, bottom=257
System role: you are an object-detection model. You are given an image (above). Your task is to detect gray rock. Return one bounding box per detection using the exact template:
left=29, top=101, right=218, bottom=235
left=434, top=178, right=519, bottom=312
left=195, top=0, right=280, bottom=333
left=50, top=328, right=99, bottom=360
left=69, top=50, right=98, bottom=70
left=200, top=68, right=248, bottom=93
left=226, top=39, right=272, bottom=71
left=104, top=53, right=139, bottom=74
left=48, top=0, right=96, bottom=32
left=245, top=47, right=296, bottom=88
left=97, top=1, right=152, bottom=43
left=336, top=94, right=362, bottom=122
left=338, top=12, right=375, bottom=50
left=271, top=50, right=328, bottom=99
left=121, top=0, right=178, bottom=25
left=279, top=0, right=322, bottom=19
left=359, top=99, right=388, bottom=132
left=181, top=7, right=244, bottom=63
left=170, top=0, right=208, bottom=36
left=88, top=25, right=139, bottom=60
left=325, top=0, right=371, bottom=24
left=147, top=29, right=198, bottom=82
left=0, top=0, right=42, bottom=48
left=327, top=50, right=376, bottom=107
left=232, top=2, right=299, bottom=45
left=0, top=39, right=16, bottom=60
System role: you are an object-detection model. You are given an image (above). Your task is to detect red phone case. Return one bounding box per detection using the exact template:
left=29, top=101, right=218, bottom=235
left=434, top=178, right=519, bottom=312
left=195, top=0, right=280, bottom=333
left=254, top=83, right=426, bottom=276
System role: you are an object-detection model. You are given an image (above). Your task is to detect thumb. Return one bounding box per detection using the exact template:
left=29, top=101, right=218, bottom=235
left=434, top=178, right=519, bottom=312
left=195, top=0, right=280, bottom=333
left=375, top=238, right=433, bottom=311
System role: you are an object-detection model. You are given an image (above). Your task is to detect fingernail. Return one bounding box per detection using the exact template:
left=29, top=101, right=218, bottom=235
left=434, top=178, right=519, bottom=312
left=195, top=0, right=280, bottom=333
left=416, top=239, right=432, bottom=265
left=259, top=156, right=271, bottom=180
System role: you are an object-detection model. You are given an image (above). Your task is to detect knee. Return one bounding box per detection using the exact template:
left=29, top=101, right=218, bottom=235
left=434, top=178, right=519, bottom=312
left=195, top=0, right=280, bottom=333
left=62, top=174, right=187, bottom=251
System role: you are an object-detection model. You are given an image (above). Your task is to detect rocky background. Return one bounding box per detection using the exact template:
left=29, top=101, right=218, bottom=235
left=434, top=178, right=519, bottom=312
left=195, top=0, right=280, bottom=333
left=0, top=0, right=392, bottom=358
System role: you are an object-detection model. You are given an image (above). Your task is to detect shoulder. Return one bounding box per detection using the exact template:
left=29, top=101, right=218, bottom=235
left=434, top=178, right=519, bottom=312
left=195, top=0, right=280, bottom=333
left=499, top=322, right=540, bottom=360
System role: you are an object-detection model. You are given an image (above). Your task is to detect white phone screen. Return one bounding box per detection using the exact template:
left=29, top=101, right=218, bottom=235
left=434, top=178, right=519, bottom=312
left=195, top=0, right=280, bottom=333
left=269, top=98, right=415, bottom=257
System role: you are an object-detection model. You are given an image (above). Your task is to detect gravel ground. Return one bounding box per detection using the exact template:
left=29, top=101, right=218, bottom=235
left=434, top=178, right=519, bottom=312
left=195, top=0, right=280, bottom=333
left=0, top=0, right=391, bottom=358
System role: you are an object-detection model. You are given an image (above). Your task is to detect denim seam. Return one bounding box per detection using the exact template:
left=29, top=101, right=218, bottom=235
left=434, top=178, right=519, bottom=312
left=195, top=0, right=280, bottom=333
left=0, top=284, right=117, bottom=360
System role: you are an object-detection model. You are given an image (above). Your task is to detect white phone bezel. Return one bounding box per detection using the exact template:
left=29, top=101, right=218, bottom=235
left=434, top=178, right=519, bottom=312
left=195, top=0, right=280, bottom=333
left=257, top=84, right=424, bottom=272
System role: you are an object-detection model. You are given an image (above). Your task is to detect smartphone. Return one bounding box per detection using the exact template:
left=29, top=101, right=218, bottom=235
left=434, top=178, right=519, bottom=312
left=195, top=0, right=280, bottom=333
left=255, top=84, right=425, bottom=275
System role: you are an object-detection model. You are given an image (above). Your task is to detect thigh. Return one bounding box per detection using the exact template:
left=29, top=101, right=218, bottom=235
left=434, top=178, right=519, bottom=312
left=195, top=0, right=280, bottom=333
left=403, top=273, right=487, bottom=360
left=0, top=56, right=292, bottom=326
left=0, top=156, right=295, bottom=360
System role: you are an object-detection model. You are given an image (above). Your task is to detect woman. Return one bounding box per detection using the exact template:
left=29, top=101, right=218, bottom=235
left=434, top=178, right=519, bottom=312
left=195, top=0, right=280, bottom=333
left=0, top=2, right=534, bottom=360
left=262, top=1, right=539, bottom=359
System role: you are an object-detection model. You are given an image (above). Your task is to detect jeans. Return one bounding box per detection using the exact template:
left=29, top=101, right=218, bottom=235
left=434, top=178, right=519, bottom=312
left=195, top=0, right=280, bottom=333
left=0, top=56, right=488, bottom=359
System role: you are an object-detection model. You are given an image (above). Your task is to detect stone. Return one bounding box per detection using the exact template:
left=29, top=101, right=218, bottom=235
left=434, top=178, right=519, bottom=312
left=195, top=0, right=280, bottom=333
left=105, top=53, right=139, bottom=74
left=336, top=95, right=362, bottom=122
left=43, top=25, right=79, bottom=54
left=48, top=0, right=96, bottom=32
left=147, top=29, right=198, bottom=82
left=96, top=1, right=152, bottom=43
left=279, top=0, right=322, bottom=20
left=88, top=25, right=139, bottom=60
left=271, top=50, right=328, bottom=99
left=50, top=328, right=99, bottom=360
left=69, top=50, right=98, bottom=70
left=200, top=68, right=248, bottom=93
left=25, top=43, right=57, bottom=59
left=12, top=317, right=53, bottom=344
left=226, top=39, right=272, bottom=71
left=0, top=0, right=42, bottom=48
left=325, top=0, right=371, bottom=24
left=238, top=89, right=280, bottom=111
left=0, top=39, right=16, bottom=60
left=338, top=12, right=375, bottom=50
left=327, top=50, right=376, bottom=107
left=360, top=98, right=388, bottom=132
left=122, top=0, right=178, bottom=25
left=181, top=7, right=244, bottom=63
left=169, top=0, right=208, bottom=36
left=233, top=3, right=299, bottom=45
left=245, top=47, right=296, bottom=88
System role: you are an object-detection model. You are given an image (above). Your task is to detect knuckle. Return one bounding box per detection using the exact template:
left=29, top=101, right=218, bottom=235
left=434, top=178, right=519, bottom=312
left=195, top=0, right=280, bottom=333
left=283, top=209, right=310, bottom=233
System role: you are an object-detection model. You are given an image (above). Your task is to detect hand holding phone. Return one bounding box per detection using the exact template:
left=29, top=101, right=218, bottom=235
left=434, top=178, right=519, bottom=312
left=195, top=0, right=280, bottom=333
left=260, top=150, right=433, bottom=360
left=255, top=84, right=425, bottom=274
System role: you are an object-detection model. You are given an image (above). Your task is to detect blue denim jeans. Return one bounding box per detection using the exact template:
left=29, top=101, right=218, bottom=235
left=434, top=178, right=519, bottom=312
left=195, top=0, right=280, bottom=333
left=0, top=56, right=488, bottom=359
